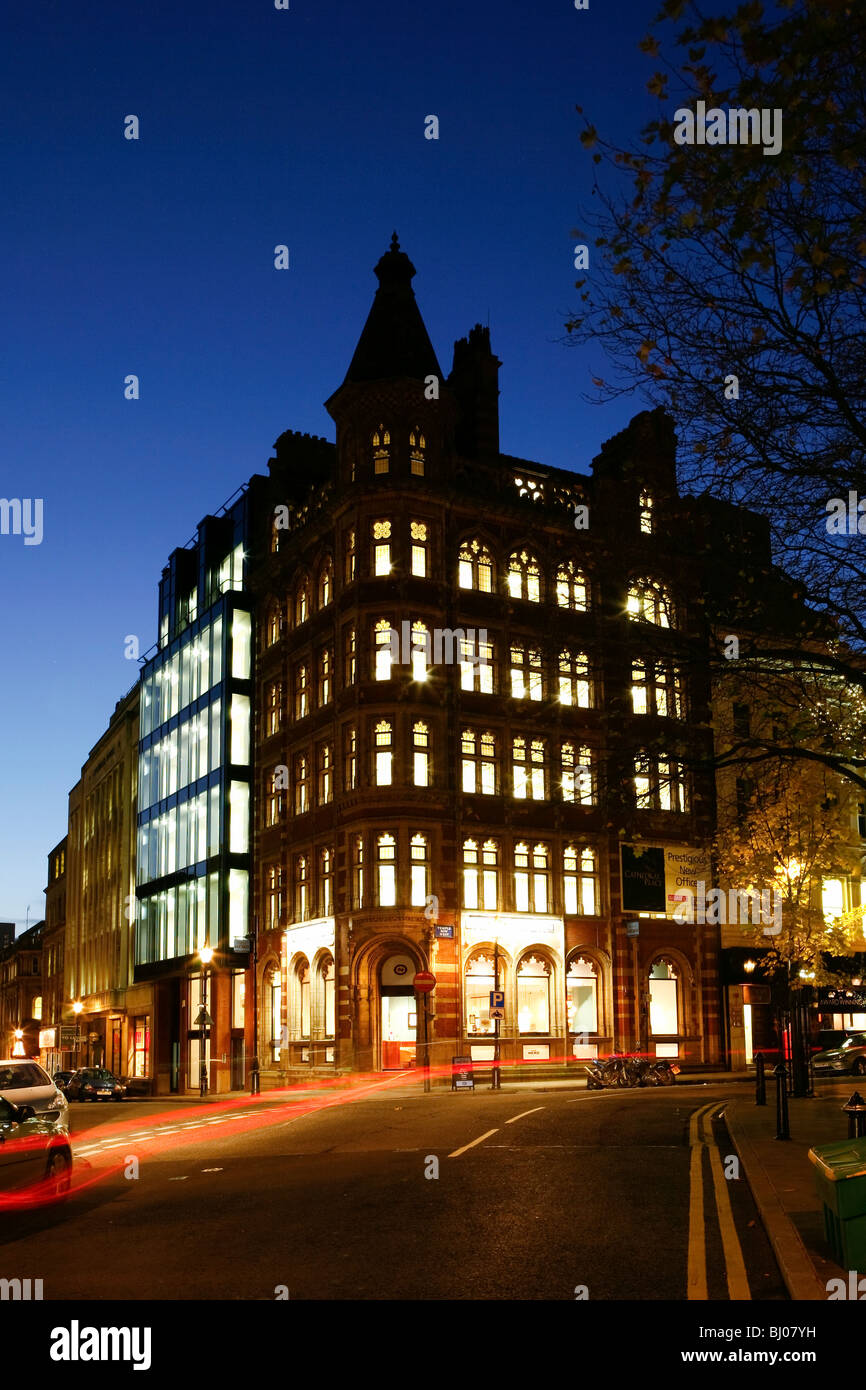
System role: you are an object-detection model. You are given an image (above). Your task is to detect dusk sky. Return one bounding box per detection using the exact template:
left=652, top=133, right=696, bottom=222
left=1, top=0, right=667, bottom=928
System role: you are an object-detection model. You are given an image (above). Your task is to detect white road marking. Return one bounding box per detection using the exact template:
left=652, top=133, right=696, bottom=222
left=504, top=1107, right=545, bottom=1125
left=448, top=1128, right=499, bottom=1158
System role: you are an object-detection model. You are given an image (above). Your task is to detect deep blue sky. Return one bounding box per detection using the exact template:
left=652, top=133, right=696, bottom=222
left=0, top=0, right=669, bottom=928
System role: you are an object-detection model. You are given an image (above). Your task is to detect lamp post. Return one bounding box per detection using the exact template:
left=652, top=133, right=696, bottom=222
left=249, top=923, right=260, bottom=1096
left=72, top=1000, right=83, bottom=1070
left=198, top=945, right=214, bottom=1097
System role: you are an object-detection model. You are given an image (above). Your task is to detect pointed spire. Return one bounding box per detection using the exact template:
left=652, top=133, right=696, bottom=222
left=340, top=234, right=443, bottom=386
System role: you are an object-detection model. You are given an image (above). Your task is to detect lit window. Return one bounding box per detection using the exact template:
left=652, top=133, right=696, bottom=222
left=634, top=754, right=688, bottom=811
left=344, top=626, right=356, bottom=686
left=373, top=520, right=392, bottom=576
left=377, top=833, right=397, bottom=906
left=517, top=955, right=551, bottom=1033
left=410, top=428, right=426, bottom=476
left=462, top=729, right=497, bottom=795
left=343, top=725, right=356, bottom=791
left=295, top=857, right=309, bottom=921
left=564, top=846, right=599, bottom=916
left=514, top=842, right=549, bottom=912
left=559, top=651, right=591, bottom=707
left=508, top=550, right=541, bottom=602
left=510, top=645, right=543, bottom=701
left=266, top=605, right=282, bottom=647
left=513, top=737, right=545, bottom=800
left=632, top=660, right=683, bottom=718
left=373, top=425, right=390, bottom=474
left=465, top=953, right=497, bottom=1035
left=410, top=833, right=429, bottom=907
left=411, top=622, right=429, bottom=681
left=463, top=838, right=499, bottom=910
left=294, top=663, right=309, bottom=720
left=266, top=864, right=283, bottom=928
left=317, top=743, right=333, bottom=804
left=344, top=529, right=356, bottom=584
left=353, top=835, right=364, bottom=908
left=294, top=753, right=309, bottom=814
left=413, top=722, right=429, bottom=787
left=318, top=647, right=333, bottom=706
left=265, top=681, right=282, bottom=737
left=567, top=955, right=599, bottom=1033
left=561, top=744, right=595, bottom=805
left=410, top=521, right=428, bottom=577
left=295, top=959, right=311, bottom=1035
left=264, top=770, right=285, bottom=826
left=319, top=848, right=333, bottom=916
left=460, top=636, right=494, bottom=693
left=555, top=561, right=588, bottom=611
left=320, top=954, right=336, bottom=1037
left=295, top=579, right=310, bottom=626
left=639, top=490, right=654, bottom=535
left=375, top=619, right=394, bottom=680
left=375, top=720, right=393, bottom=787
left=319, top=558, right=333, bottom=608
left=458, top=539, right=494, bottom=592
left=627, top=578, right=673, bottom=627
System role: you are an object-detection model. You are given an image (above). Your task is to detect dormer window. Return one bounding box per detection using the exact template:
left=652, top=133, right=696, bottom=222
left=639, top=490, right=654, bottom=534
left=372, top=425, right=390, bottom=475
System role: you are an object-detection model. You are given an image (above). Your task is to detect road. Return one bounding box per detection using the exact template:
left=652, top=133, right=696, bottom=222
left=1, top=1080, right=786, bottom=1301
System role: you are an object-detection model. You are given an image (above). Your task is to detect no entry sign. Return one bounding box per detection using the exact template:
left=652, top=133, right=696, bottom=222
left=413, top=971, right=436, bottom=993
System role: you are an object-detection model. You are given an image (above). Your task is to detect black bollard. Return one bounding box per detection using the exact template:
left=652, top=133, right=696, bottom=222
left=774, top=1062, right=790, bottom=1140
left=755, top=1052, right=767, bottom=1107
left=843, top=1091, right=866, bottom=1140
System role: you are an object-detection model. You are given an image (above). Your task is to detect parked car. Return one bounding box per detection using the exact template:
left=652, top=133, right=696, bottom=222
left=812, top=1032, right=866, bottom=1076
left=65, top=1067, right=127, bottom=1101
left=52, top=1070, right=74, bottom=1093
left=0, top=1059, right=69, bottom=1126
left=0, top=1093, right=72, bottom=1202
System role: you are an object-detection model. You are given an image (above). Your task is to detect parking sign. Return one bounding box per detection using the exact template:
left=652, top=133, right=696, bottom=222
left=489, top=989, right=505, bottom=1019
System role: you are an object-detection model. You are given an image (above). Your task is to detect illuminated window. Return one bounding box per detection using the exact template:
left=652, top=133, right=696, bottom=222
left=567, top=955, right=599, bottom=1033
left=319, top=954, right=336, bottom=1037
left=411, top=622, right=430, bottom=681
left=319, top=848, right=333, bottom=916
left=373, top=520, right=392, bottom=575
left=564, top=846, right=599, bottom=916
left=458, top=539, right=493, bottom=592
left=413, top=722, right=429, bottom=787
left=410, top=834, right=429, bottom=907
left=410, top=521, right=428, bottom=577
left=343, top=725, right=356, bottom=791
left=295, top=857, right=309, bottom=922
left=461, top=729, right=497, bottom=795
left=295, top=579, right=310, bottom=626
left=517, top=955, right=551, bottom=1033
left=294, top=662, right=309, bottom=720
left=372, top=424, right=391, bottom=474
left=295, top=958, right=311, bottom=1035
left=508, top=550, right=541, bottom=602
left=555, top=561, right=588, bottom=611
left=627, top=578, right=673, bottom=628
left=318, top=557, right=333, bottom=608
left=344, top=529, right=356, bottom=584
left=466, top=953, right=497, bottom=1035
left=265, top=681, right=282, bottom=737
left=317, top=743, right=333, bottom=805
left=317, top=647, right=332, bottom=707
left=513, top=737, right=546, bottom=800
left=266, top=605, right=282, bottom=647
left=561, top=744, right=595, bottom=805
left=822, top=878, right=845, bottom=924
left=353, top=835, right=364, bottom=908
left=410, top=428, right=426, bottom=476
left=559, top=651, right=591, bottom=707
left=294, top=753, right=309, bottom=814
left=631, top=660, right=683, bottom=718
left=375, top=720, right=393, bottom=787
left=514, top=842, right=549, bottom=913
left=510, top=645, right=543, bottom=701
left=266, top=864, right=283, bottom=929
left=460, top=636, right=494, bottom=693
left=344, top=626, right=356, bottom=686
left=634, top=754, right=688, bottom=811
left=375, top=619, right=394, bottom=680
left=639, top=490, right=654, bottom=535
left=462, top=838, right=499, bottom=910
left=264, top=770, right=285, bottom=826
left=377, top=833, right=397, bottom=907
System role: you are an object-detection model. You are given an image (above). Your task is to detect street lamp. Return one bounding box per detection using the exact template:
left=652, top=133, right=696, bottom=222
left=12, top=1027, right=25, bottom=1058
left=198, top=946, right=213, bottom=1097
left=72, top=1000, right=83, bottom=1068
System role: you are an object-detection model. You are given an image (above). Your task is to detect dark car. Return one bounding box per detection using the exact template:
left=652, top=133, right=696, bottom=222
left=65, top=1067, right=127, bottom=1102
left=812, top=1032, right=866, bottom=1077
left=0, top=1094, right=72, bottom=1204
left=52, top=1070, right=74, bottom=1093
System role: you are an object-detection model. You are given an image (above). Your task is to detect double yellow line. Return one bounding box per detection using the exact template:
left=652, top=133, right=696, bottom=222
left=688, top=1101, right=751, bottom=1301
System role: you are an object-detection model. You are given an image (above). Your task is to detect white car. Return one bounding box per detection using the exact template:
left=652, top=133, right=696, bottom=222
left=0, top=1059, right=69, bottom=1128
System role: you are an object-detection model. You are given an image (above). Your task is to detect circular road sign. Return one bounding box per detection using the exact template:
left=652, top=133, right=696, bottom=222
left=413, top=971, right=436, bottom=993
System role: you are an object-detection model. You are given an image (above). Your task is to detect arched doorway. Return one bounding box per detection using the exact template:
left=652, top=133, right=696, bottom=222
left=648, top=957, right=682, bottom=1058
left=380, top=953, right=417, bottom=1070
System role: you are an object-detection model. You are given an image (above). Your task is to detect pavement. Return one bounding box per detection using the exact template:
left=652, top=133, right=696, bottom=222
left=724, top=1081, right=866, bottom=1301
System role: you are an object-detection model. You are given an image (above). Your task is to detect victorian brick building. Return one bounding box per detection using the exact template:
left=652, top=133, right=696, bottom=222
left=248, top=235, right=725, bottom=1085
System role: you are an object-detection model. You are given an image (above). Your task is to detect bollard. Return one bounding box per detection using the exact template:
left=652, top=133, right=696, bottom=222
left=774, top=1062, right=790, bottom=1141
left=755, top=1052, right=767, bottom=1107
left=843, top=1091, right=866, bottom=1140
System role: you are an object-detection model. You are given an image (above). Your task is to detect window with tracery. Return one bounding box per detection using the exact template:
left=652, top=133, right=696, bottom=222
left=508, top=550, right=541, bottom=602
left=458, top=539, right=493, bottom=592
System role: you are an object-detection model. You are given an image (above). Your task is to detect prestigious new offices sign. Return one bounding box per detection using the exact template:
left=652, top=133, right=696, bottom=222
left=620, top=844, right=711, bottom=919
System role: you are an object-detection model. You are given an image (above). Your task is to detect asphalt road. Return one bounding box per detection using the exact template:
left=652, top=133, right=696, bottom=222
left=1, top=1081, right=787, bottom=1301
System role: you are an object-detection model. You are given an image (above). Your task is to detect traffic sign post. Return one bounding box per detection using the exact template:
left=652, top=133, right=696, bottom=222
left=489, top=990, right=505, bottom=1021
left=413, top=972, right=436, bottom=1093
